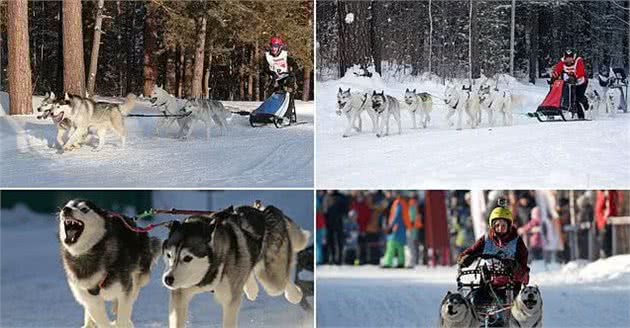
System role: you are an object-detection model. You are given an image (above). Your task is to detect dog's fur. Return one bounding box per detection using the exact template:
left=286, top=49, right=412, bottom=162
left=479, top=82, right=513, bottom=126
left=37, top=91, right=85, bottom=149
left=336, top=88, right=377, bottom=137
left=180, top=97, right=231, bottom=140
left=403, top=88, right=433, bottom=129
left=58, top=199, right=160, bottom=328
left=162, top=205, right=310, bottom=328
left=509, top=286, right=543, bottom=328
left=444, top=84, right=480, bottom=130
left=48, top=93, right=136, bottom=151
left=150, top=85, right=188, bottom=137
left=371, top=90, right=402, bottom=137
left=439, top=291, right=479, bottom=328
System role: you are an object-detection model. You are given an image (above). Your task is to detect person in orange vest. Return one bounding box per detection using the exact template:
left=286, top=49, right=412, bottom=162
left=381, top=191, right=409, bottom=268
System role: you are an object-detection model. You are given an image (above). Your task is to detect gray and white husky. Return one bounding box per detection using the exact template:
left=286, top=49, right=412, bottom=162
left=47, top=93, right=136, bottom=151
left=149, top=85, right=187, bottom=137
left=371, top=90, right=402, bottom=137
left=403, top=88, right=433, bottom=129
left=181, top=97, right=231, bottom=140
left=444, top=84, right=480, bottom=130
left=162, top=205, right=310, bottom=328
left=478, top=83, right=513, bottom=126
left=439, top=291, right=478, bottom=328
left=509, top=286, right=543, bottom=328
left=58, top=199, right=161, bottom=328
left=37, top=91, right=85, bottom=149
left=336, top=87, right=377, bottom=137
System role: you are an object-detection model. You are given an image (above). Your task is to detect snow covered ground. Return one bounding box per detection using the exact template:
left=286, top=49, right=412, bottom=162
left=316, top=72, right=630, bottom=189
left=0, top=190, right=314, bottom=328
left=317, top=257, right=630, bottom=327
left=0, top=92, right=313, bottom=188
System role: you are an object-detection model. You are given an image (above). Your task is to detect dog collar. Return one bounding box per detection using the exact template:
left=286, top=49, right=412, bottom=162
left=449, top=99, right=460, bottom=110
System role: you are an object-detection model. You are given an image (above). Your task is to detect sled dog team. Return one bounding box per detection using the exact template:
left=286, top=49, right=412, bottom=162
left=58, top=199, right=310, bottom=328
left=439, top=286, right=543, bottom=328
left=36, top=85, right=231, bottom=152
left=336, top=80, right=515, bottom=137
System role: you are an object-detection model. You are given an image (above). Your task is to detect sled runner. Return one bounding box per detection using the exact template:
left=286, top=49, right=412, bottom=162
left=456, top=254, right=516, bottom=328
left=528, top=77, right=590, bottom=122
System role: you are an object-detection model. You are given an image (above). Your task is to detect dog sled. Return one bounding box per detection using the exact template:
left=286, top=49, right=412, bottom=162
left=456, top=254, right=516, bottom=328
left=527, top=76, right=590, bottom=122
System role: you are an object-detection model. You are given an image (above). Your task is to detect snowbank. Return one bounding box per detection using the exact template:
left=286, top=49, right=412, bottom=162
left=531, top=255, right=630, bottom=286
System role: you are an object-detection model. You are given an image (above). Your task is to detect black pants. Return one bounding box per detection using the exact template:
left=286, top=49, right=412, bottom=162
left=598, top=224, right=613, bottom=257
left=326, top=226, right=344, bottom=265
left=575, top=81, right=589, bottom=118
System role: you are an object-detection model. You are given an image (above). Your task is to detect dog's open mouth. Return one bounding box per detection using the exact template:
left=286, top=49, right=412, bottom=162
left=447, top=306, right=458, bottom=316
left=63, top=216, right=84, bottom=244
left=523, top=299, right=538, bottom=309
left=52, top=111, right=64, bottom=123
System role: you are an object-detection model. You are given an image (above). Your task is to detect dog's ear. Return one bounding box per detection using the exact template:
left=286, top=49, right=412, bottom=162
left=413, top=89, right=416, bottom=93
left=338, top=87, right=342, bottom=93
left=50, top=91, right=56, bottom=100
left=166, top=220, right=180, bottom=237
left=346, top=88, right=350, bottom=93
left=406, top=88, right=409, bottom=92
left=372, top=90, right=376, bottom=96
left=64, top=93, right=70, bottom=101
left=446, top=291, right=451, bottom=295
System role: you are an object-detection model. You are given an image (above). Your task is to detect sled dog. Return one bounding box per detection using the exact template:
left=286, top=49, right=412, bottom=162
left=181, top=97, right=231, bottom=140
left=46, top=93, right=136, bottom=151
left=162, top=205, right=310, bottom=328
left=439, top=291, right=478, bottom=328
left=444, top=84, right=480, bottom=130
left=58, top=199, right=161, bottom=328
left=403, top=88, right=433, bottom=129
left=150, top=85, right=188, bottom=137
left=371, top=90, right=402, bottom=137
left=478, top=83, right=513, bottom=126
left=509, top=285, right=543, bottom=328
left=37, top=91, right=84, bottom=148
left=336, top=87, right=377, bottom=137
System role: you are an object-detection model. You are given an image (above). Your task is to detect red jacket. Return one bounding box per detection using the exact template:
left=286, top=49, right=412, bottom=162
left=460, top=226, right=530, bottom=285
left=553, top=57, right=587, bottom=85
left=595, top=190, right=623, bottom=230
left=351, top=199, right=371, bottom=233
left=316, top=211, right=326, bottom=230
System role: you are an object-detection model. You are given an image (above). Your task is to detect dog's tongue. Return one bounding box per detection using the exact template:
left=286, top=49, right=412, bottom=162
left=65, top=228, right=79, bottom=243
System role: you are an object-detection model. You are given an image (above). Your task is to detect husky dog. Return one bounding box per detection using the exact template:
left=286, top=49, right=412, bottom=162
left=48, top=93, right=136, bottom=151
left=371, top=91, right=402, bottom=137
left=58, top=199, right=161, bottom=328
left=479, top=83, right=513, bottom=126
left=37, top=91, right=86, bottom=149
left=444, top=84, right=480, bottom=130
left=509, top=286, right=543, bottom=328
left=180, top=97, right=231, bottom=140
left=162, top=205, right=310, bottom=328
left=439, top=291, right=478, bottom=328
left=403, top=88, right=432, bottom=129
left=336, top=87, right=377, bottom=137
left=150, top=85, right=189, bottom=137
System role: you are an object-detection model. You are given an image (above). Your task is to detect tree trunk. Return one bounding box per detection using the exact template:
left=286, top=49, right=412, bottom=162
left=191, top=13, right=207, bottom=98
left=125, top=1, right=137, bottom=95
left=63, top=0, right=86, bottom=96
left=87, top=0, right=105, bottom=97
left=509, top=0, right=516, bottom=76
left=369, top=1, right=381, bottom=74
left=337, top=1, right=373, bottom=76
left=255, top=40, right=260, bottom=101
left=527, top=6, right=539, bottom=84
left=248, top=47, right=254, bottom=101
left=177, top=46, right=184, bottom=97
left=428, top=0, right=433, bottom=75
left=302, top=69, right=311, bottom=101
left=203, top=53, right=212, bottom=98
left=166, top=48, right=177, bottom=95
left=7, top=0, right=32, bottom=115
left=470, top=0, right=480, bottom=79
left=143, top=2, right=159, bottom=97
left=184, top=53, right=193, bottom=98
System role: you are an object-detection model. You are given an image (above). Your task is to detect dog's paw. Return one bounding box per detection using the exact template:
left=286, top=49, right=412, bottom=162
left=114, top=319, right=133, bottom=328
left=342, top=134, right=349, bottom=138
left=284, top=284, right=303, bottom=304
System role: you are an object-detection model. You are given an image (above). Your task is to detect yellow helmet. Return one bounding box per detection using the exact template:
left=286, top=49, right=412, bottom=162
left=488, top=207, right=513, bottom=226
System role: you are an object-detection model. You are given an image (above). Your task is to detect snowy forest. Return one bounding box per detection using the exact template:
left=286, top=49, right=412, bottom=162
left=0, top=0, right=313, bottom=114
left=316, top=0, right=630, bottom=83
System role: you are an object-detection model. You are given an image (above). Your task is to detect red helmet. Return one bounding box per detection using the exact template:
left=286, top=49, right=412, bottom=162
left=270, top=37, right=284, bottom=56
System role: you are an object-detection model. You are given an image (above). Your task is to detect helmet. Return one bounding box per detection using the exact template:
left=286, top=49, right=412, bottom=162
left=488, top=207, right=513, bottom=226
left=563, top=48, right=576, bottom=59
left=270, top=37, right=284, bottom=56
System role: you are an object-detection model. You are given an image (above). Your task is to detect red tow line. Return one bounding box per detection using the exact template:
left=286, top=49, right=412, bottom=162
left=107, top=208, right=216, bottom=233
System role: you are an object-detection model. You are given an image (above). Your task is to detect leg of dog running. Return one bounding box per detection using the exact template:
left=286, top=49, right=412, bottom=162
left=354, top=111, right=362, bottom=132
left=343, top=112, right=355, bottom=137
left=169, top=288, right=196, bottom=328
left=111, top=116, right=127, bottom=148
left=80, top=295, right=112, bottom=328
left=446, top=108, right=456, bottom=127
left=217, top=292, right=243, bottom=328
left=115, top=288, right=139, bottom=328
left=410, top=110, right=417, bottom=129
left=367, top=108, right=378, bottom=133
left=64, top=127, right=88, bottom=151
left=243, top=272, right=259, bottom=301
left=56, top=127, right=67, bottom=149
left=82, top=309, right=97, bottom=328
left=394, top=107, right=402, bottom=135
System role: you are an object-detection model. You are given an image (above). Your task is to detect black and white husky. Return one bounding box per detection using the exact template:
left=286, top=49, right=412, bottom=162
left=37, top=91, right=83, bottom=149
left=162, top=205, right=310, bottom=328
left=439, top=291, right=478, bottom=328
left=45, top=93, right=136, bottom=151
left=509, top=285, right=543, bottom=328
left=58, top=199, right=161, bottom=328
left=371, top=90, right=402, bottom=137
left=181, top=97, right=231, bottom=140
left=336, top=87, right=377, bottom=137
left=403, top=88, right=433, bottom=129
